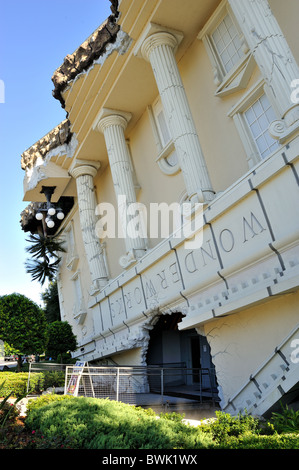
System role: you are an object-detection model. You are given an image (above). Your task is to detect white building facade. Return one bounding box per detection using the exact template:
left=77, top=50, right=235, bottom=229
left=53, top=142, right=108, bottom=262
left=21, top=0, right=299, bottom=415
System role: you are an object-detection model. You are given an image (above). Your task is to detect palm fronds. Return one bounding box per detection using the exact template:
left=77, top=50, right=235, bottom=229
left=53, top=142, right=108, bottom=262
left=25, top=258, right=61, bottom=285
left=25, top=232, right=66, bottom=285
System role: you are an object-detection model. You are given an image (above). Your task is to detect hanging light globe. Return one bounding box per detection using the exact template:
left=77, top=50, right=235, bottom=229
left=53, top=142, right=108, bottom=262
left=48, top=207, right=56, bottom=216
left=57, top=211, right=65, bottom=220
left=46, top=219, right=55, bottom=228
left=35, top=212, right=43, bottom=221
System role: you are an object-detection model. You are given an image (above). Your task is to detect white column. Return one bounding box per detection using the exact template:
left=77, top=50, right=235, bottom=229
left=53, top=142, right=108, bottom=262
left=229, top=0, right=299, bottom=137
left=139, top=30, right=214, bottom=203
left=70, top=164, right=109, bottom=293
left=95, top=110, right=147, bottom=268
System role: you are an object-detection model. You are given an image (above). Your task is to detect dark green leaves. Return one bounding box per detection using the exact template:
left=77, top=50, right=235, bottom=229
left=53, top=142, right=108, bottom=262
left=25, top=232, right=66, bottom=285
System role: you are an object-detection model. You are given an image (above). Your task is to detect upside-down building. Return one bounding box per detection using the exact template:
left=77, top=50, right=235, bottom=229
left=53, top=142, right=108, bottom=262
left=20, top=0, right=299, bottom=415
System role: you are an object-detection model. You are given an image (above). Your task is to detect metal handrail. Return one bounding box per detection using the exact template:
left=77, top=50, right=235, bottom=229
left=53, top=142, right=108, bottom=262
left=28, top=362, right=218, bottom=406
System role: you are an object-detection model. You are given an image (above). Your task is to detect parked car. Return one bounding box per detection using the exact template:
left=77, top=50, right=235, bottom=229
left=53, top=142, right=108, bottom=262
left=4, top=355, right=15, bottom=362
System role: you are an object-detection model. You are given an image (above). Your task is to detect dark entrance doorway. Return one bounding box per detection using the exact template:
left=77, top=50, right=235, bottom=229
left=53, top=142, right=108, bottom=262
left=146, top=312, right=216, bottom=386
left=146, top=312, right=184, bottom=367
left=190, top=336, right=201, bottom=383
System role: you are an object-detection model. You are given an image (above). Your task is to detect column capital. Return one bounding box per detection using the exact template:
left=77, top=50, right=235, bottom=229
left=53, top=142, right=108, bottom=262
left=70, top=160, right=100, bottom=179
left=134, top=22, right=183, bottom=62
left=141, top=31, right=178, bottom=62
left=93, top=108, right=132, bottom=134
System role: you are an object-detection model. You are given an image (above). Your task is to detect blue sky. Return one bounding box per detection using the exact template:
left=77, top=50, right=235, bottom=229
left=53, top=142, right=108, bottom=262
left=0, top=0, right=112, bottom=305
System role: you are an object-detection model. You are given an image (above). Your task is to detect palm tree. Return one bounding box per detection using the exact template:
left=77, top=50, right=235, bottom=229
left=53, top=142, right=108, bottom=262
left=25, top=232, right=66, bottom=285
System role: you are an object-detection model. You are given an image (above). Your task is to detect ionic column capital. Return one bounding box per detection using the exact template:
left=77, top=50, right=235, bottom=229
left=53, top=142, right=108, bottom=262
left=93, top=108, right=132, bottom=134
left=134, top=23, right=184, bottom=62
left=140, top=31, right=178, bottom=62
left=70, top=165, right=98, bottom=179
left=69, top=160, right=101, bottom=179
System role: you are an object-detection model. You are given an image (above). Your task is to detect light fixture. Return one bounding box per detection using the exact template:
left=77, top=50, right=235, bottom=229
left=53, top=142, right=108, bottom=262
left=46, top=219, right=55, bottom=229
left=48, top=207, right=56, bottom=216
left=35, top=186, right=65, bottom=229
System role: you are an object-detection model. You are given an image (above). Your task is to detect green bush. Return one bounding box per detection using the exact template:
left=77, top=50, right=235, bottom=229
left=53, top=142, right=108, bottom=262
left=200, top=410, right=261, bottom=442
left=0, top=401, right=19, bottom=428
left=25, top=396, right=214, bottom=449
left=24, top=396, right=299, bottom=450
left=270, top=403, right=299, bottom=433
left=26, top=394, right=74, bottom=414
left=217, top=432, right=299, bottom=449
left=0, top=372, right=44, bottom=397
left=42, top=371, right=65, bottom=390
left=199, top=410, right=299, bottom=449
left=0, top=383, right=19, bottom=429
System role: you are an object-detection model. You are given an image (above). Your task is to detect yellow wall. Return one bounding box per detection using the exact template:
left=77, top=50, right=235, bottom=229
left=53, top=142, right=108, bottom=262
left=56, top=0, right=299, bottom=369
left=204, top=291, right=299, bottom=404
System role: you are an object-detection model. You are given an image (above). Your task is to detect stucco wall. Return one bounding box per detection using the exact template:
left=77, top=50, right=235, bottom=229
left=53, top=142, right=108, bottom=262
left=55, top=0, right=299, bottom=375
left=204, top=290, right=299, bottom=405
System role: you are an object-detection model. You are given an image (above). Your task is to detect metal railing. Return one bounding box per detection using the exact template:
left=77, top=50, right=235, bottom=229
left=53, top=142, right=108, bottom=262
left=64, top=364, right=218, bottom=406
left=27, top=362, right=218, bottom=407
left=27, top=362, right=68, bottom=395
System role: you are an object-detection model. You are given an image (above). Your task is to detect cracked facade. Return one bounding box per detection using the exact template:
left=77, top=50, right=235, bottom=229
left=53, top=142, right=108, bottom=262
left=20, top=0, right=299, bottom=415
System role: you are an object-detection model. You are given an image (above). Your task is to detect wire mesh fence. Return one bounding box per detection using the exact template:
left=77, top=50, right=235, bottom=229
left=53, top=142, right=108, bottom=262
left=28, top=362, right=218, bottom=407
left=27, top=362, right=68, bottom=395
left=64, top=364, right=218, bottom=406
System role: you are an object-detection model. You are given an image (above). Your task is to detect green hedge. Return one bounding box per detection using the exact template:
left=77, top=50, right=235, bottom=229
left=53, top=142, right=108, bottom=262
left=25, top=395, right=299, bottom=450
left=25, top=396, right=214, bottom=449
left=0, top=372, right=44, bottom=397
left=218, top=432, right=299, bottom=449
left=0, top=370, right=65, bottom=397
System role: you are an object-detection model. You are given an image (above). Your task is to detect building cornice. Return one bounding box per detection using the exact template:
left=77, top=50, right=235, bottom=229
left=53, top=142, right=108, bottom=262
left=21, top=119, right=72, bottom=171
left=51, top=0, right=120, bottom=108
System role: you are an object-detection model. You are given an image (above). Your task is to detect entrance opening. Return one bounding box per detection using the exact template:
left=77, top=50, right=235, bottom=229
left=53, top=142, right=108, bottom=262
left=146, top=312, right=218, bottom=395
left=191, top=336, right=201, bottom=383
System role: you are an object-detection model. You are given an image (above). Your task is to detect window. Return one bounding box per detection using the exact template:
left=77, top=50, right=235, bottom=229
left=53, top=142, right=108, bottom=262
left=65, top=221, right=79, bottom=271
left=148, top=98, right=180, bottom=175
left=198, top=0, right=254, bottom=97
left=228, top=79, right=280, bottom=167
left=71, top=271, right=86, bottom=325
left=244, top=94, right=279, bottom=160
left=211, top=13, right=244, bottom=75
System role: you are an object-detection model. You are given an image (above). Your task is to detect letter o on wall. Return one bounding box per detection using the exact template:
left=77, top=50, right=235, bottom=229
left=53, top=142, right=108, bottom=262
left=134, top=287, right=143, bottom=305
left=219, top=229, right=234, bottom=252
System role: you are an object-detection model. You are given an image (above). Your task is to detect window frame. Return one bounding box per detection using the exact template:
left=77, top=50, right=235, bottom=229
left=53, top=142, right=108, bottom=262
left=148, top=97, right=181, bottom=176
left=228, top=79, right=281, bottom=168
left=198, top=0, right=254, bottom=97
left=71, top=270, right=87, bottom=325
left=65, top=220, right=79, bottom=272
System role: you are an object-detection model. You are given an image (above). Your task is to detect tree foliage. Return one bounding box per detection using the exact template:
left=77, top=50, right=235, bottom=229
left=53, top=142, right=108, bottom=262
left=25, top=232, right=66, bottom=285
left=46, top=321, right=77, bottom=360
left=42, top=280, right=61, bottom=323
left=0, top=293, right=48, bottom=370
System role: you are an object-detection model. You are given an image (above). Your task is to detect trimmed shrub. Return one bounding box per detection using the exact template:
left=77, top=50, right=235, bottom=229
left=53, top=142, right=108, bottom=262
left=0, top=372, right=44, bottom=397
left=218, top=432, right=299, bottom=449
left=24, top=396, right=299, bottom=450
left=200, top=410, right=299, bottom=449
left=26, top=394, right=74, bottom=413
left=25, top=396, right=214, bottom=449
left=200, top=410, right=261, bottom=441
left=270, top=403, right=299, bottom=433
left=42, top=371, right=65, bottom=390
